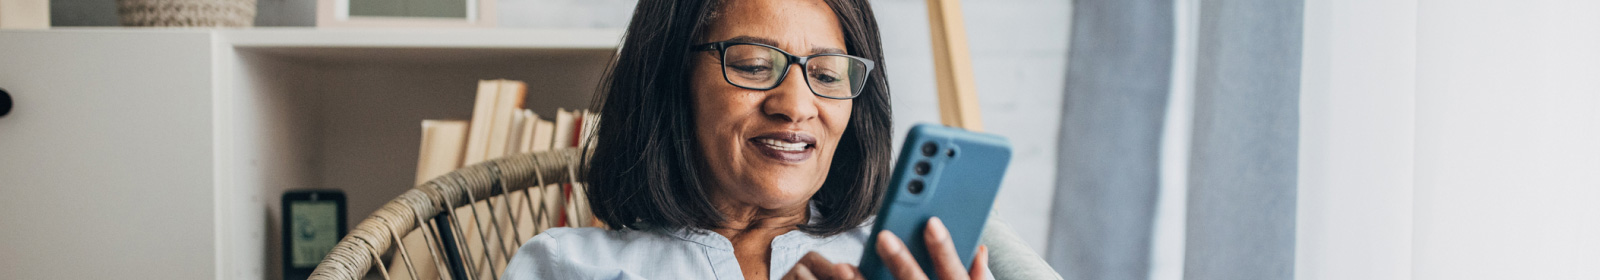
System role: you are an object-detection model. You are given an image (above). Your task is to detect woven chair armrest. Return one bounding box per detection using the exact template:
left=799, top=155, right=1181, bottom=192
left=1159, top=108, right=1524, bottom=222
left=309, top=148, right=584, bottom=280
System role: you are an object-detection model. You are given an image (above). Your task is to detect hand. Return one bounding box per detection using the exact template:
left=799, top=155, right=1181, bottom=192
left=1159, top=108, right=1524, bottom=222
left=874, top=217, right=990, bottom=280
left=782, top=251, right=862, bottom=280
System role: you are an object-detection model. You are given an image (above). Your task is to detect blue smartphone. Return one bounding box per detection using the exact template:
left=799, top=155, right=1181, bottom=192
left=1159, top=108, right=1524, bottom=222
left=859, top=123, right=1012, bottom=279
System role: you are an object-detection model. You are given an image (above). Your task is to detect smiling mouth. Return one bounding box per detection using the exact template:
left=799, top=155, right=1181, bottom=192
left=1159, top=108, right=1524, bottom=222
left=749, top=132, right=817, bottom=163
left=756, top=138, right=810, bottom=151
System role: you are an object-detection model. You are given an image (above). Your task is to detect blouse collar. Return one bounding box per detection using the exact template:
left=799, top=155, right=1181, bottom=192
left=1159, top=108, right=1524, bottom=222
left=663, top=202, right=832, bottom=251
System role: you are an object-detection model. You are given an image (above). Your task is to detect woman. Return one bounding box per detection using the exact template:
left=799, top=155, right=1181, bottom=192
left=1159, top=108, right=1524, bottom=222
left=503, top=0, right=987, bottom=279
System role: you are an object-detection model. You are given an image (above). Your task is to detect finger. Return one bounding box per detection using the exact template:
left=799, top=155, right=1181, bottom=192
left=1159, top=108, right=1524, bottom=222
left=786, top=263, right=818, bottom=280
left=798, top=252, right=857, bottom=280
left=798, top=252, right=834, bottom=274
left=968, top=245, right=990, bottom=280
left=875, top=230, right=929, bottom=280
left=836, top=263, right=862, bottom=280
left=831, top=263, right=862, bottom=280
left=923, top=217, right=969, bottom=280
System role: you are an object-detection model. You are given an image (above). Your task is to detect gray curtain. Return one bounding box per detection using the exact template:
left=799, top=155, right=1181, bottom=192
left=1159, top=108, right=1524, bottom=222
left=1183, top=0, right=1301, bottom=279
left=1047, top=0, right=1173, bottom=279
left=1048, top=0, right=1301, bottom=279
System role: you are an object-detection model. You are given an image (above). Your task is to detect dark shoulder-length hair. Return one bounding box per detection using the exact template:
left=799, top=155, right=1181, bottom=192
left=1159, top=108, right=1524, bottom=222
left=582, top=0, right=892, bottom=236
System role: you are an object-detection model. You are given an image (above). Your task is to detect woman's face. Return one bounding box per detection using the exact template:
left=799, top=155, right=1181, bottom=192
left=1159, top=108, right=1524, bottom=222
left=692, top=0, right=852, bottom=211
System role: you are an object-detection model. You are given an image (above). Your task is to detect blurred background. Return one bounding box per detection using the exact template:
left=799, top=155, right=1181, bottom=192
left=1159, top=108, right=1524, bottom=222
left=3, top=0, right=1598, bottom=279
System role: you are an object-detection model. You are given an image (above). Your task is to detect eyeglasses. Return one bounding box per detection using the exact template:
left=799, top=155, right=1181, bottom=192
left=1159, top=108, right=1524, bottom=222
left=693, top=41, right=876, bottom=99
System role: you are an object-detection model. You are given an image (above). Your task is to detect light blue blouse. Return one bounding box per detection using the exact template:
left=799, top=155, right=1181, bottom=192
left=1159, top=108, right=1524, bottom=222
left=500, top=219, right=870, bottom=280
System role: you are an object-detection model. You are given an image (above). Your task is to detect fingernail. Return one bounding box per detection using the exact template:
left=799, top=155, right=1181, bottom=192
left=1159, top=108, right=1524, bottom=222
left=879, top=230, right=903, bottom=253
left=838, top=264, right=857, bottom=279
left=928, top=217, right=949, bottom=241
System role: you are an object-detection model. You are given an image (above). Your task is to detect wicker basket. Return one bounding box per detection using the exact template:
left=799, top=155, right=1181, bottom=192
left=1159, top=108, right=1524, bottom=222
left=116, top=0, right=256, bottom=27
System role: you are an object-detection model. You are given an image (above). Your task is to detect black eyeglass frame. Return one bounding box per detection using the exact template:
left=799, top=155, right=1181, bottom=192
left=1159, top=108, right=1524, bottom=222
left=692, top=41, right=877, bottom=100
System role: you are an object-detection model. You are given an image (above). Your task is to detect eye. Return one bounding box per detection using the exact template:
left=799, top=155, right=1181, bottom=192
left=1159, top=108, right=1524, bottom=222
left=811, top=72, right=841, bottom=84
left=728, top=59, right=772, bottom=74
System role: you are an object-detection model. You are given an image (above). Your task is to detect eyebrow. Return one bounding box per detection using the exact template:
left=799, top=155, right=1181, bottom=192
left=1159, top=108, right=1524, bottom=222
left=723, top=35, right=848, bottom=56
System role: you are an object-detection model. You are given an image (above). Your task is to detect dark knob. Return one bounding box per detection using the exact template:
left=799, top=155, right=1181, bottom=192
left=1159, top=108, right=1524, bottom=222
left=0, top=87, right=10, bottom=118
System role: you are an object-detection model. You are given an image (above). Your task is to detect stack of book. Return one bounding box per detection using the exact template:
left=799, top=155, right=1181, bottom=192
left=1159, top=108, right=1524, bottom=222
left=391, top=79, right=598, bottom=280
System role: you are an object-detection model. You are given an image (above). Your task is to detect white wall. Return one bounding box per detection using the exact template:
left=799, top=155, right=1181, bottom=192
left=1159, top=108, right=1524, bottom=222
left=1298, top=0, right=1600, bottom=279
left=1296, top=0, right=1416, bottom=279
left=1414, top=0, right=1600, bottom=279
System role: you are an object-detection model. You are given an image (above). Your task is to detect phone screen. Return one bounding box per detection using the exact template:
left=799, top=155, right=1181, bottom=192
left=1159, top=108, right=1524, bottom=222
left=289, top=200, right=340, bottom=268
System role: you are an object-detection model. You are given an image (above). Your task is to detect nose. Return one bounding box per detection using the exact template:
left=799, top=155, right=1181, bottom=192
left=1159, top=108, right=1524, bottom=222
left=761, top=64, right=819, bottom=123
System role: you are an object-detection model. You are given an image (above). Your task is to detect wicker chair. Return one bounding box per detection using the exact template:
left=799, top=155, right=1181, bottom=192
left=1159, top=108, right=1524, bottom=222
left=308, top=147, right=1061, bottom=280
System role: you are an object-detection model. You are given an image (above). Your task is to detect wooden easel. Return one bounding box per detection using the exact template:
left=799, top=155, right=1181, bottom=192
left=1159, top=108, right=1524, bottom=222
left=926, top=0, right=984, bottom=131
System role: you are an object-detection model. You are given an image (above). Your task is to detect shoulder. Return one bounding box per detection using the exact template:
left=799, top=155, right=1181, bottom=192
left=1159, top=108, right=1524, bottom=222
left=513, top=227, right=680, bottom=260
left=501, top=228, right=644, bottom=280
left=502, top=227, right=709, bottom=280
left=535, top=227, right=651, bottom=246
left=807, top=222, right=875, bottom=264
left=824, top=218, right=874, bottom=246
left=825, top=223, right=873, bottom=245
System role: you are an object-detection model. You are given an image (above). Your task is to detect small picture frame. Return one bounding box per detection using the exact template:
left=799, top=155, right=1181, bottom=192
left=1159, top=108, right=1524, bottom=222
left=317, top=0, right=495, bottom=28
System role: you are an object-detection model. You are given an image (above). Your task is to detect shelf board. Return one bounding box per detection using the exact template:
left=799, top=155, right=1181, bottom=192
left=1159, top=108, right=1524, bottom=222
left=224, top=28, right=624, bottom=49
left=11, top=27, right=623, bottom=49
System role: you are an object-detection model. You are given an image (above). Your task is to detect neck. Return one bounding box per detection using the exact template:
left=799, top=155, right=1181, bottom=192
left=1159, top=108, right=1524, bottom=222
left=710, top=199, right=809, bottom=238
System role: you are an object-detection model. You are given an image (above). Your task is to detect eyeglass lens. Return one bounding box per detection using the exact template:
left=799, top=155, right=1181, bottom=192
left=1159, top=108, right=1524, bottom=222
left=722, top=44, right=868, bottom=98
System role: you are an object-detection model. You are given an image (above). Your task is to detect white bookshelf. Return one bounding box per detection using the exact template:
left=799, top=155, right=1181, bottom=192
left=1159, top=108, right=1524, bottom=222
left=0, top=28, right=622, bottom=280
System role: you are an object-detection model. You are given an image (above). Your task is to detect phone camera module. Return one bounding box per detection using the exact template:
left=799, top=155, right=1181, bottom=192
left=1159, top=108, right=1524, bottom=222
left=914, top=161, right=931, bottom=175
left=921, top=142, right=938, bottom=157
left=908, top=179, right=925, bottom=194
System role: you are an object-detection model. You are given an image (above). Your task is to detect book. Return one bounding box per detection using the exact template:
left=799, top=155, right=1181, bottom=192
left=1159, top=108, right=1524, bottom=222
left=484, top=80, right=527, bottom=162
left=392, top=120, right=470, bottom=280
left=461, top=80, right=502, bottom=166
left=550, top=109, right=575, bottom=152
left=415, top=120, right=469, bottom=184
left=549, top=109, right=576, bottom=226
left=516, top=110, right=537, bottom=154
left=506, top=109, right=527, bottom=160
left=531, top=117, right=555, bottom=154
left=526, top=115, right=559, bottom=232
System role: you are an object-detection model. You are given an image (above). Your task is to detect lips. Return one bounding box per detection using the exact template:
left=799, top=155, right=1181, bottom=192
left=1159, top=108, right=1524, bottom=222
left=748, top=132, right=817, bottom=163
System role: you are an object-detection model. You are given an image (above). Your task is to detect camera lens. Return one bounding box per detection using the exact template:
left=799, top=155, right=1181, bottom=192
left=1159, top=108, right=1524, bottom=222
left=914, top=161, right=931, bottom=175
left=908, top=179, right=925, bottom=194
left=921, top=142, right=938, bottom=157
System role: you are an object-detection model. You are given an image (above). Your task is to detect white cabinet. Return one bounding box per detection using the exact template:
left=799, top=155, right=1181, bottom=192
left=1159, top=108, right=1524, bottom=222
left=0, top=30, right=217, bottom=280
left=0, top=28, right=620, bottom=280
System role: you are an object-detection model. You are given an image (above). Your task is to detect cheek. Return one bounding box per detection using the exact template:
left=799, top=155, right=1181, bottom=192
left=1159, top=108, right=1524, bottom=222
left=690, top=62, right=734, bottom=128
left=689, top=61, right=761, bottom=157
left=815, top=101, right=854, bottom=163
left=823, top=102, right=853, bottom=136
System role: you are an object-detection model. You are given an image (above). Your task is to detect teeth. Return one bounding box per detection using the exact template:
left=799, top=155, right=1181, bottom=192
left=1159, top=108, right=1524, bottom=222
left=759, top=139, right=808, bottom=152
